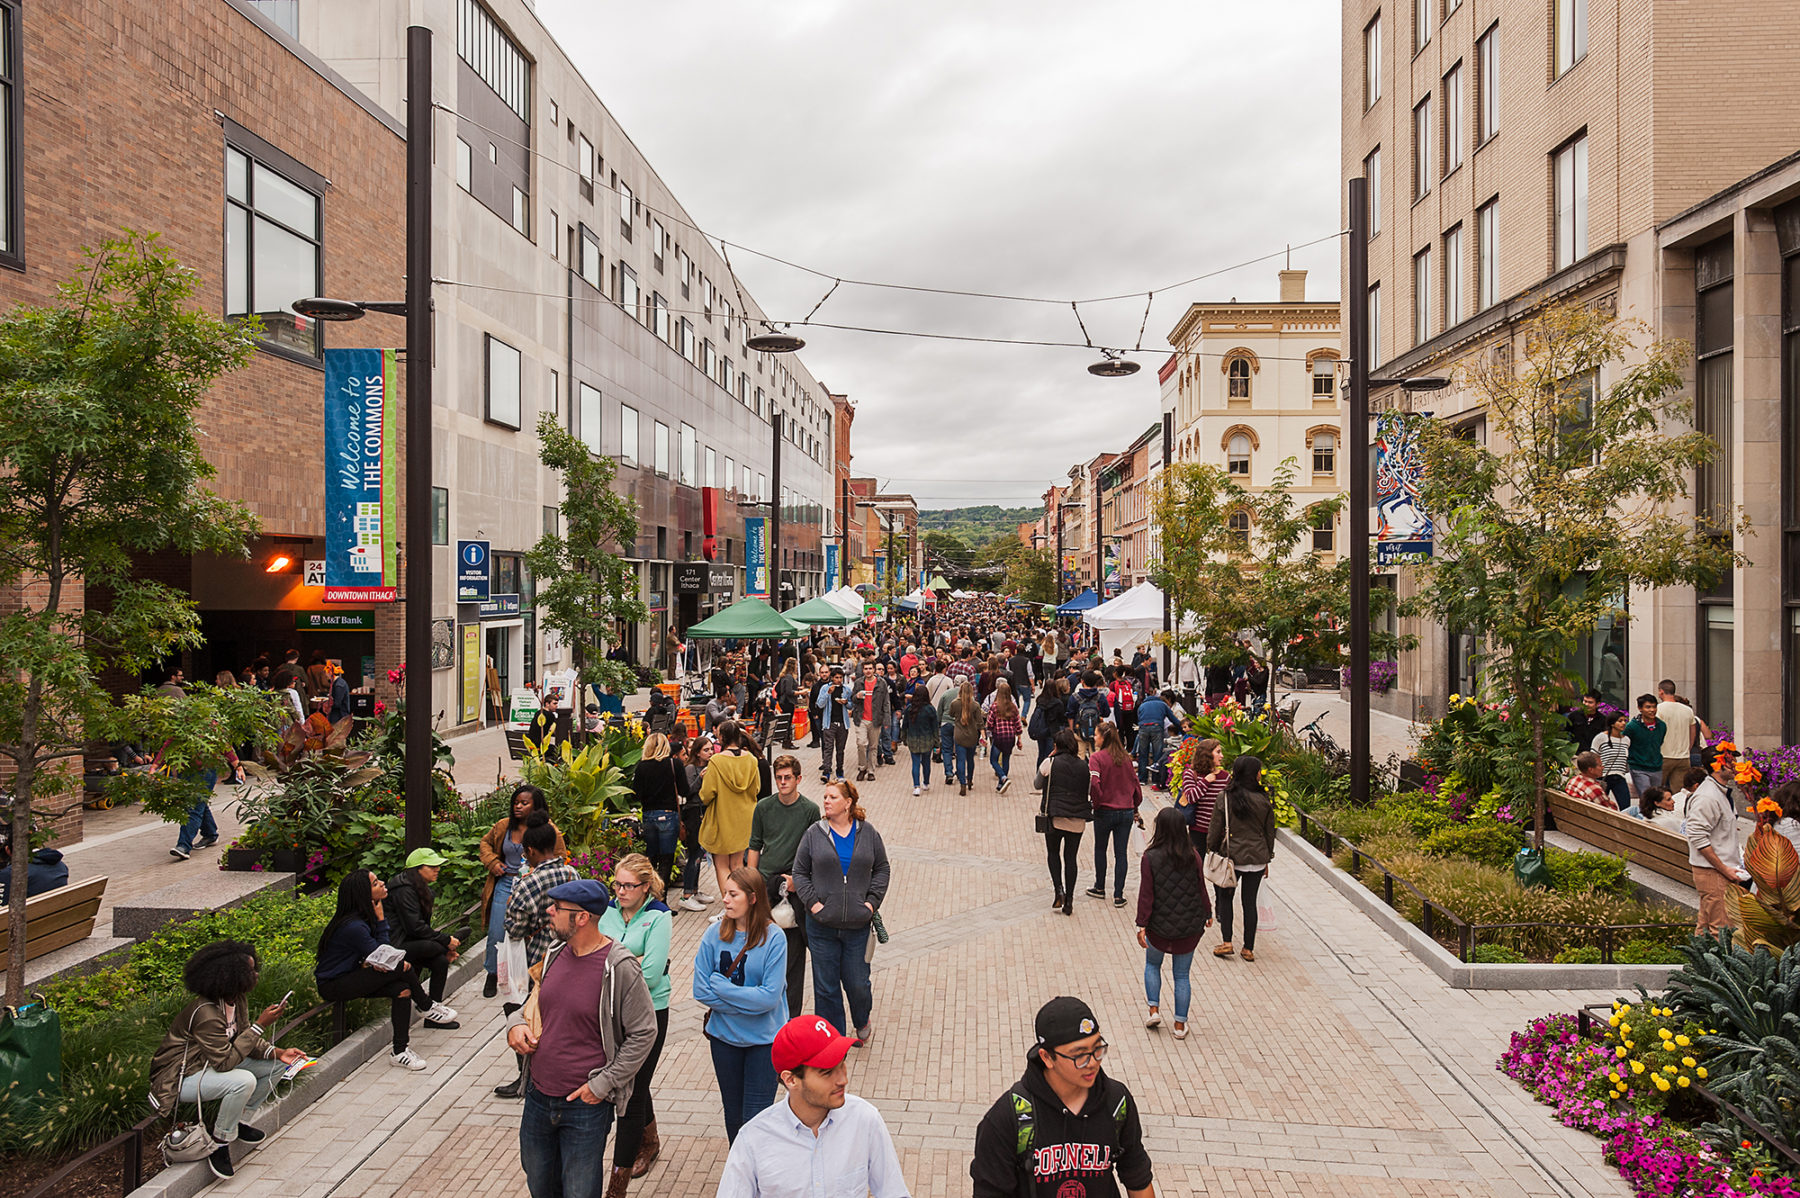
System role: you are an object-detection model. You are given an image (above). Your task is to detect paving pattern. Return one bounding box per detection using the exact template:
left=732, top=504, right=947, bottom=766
left=202, top=750, right=1631, bottom=1198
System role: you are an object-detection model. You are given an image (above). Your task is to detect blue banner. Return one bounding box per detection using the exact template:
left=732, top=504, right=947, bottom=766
left=323, top=348, right=399, bottom=601
left=824, top=544, right=840, bottom=593
left=745, top=517, right=768, bottom=596
left=875, top=554, right=886, bottom=588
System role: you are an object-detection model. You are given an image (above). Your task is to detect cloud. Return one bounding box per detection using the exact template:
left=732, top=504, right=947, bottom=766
left=538, top=0, right=1342, bottom=508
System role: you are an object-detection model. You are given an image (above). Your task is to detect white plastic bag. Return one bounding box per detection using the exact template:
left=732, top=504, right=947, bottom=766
left=1256, top=882, right=1279, bottom=931
left=496, top=936, right=531, bottom=1005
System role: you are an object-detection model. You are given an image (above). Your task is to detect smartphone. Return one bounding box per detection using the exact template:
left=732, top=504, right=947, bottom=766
left=278, top=989, right=294, bottom=1008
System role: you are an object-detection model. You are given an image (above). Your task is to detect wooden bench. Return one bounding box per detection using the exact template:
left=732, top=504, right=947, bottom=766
left=1543, top=789, right=1691, bottom=883
left=0, top=875, right=108, bottom=972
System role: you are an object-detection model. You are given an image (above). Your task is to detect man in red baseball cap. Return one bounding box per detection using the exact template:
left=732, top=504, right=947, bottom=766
left=716, top=1015, right=909, bottom=1197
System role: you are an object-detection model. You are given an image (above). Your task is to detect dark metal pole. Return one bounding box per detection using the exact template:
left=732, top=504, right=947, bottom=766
left=770, top=413, right=783, bottom=608
left=886, top=513, right=895, bottom=607
left=403, top=25, right=434, bottom=851
left=1095, top=471, right=1104, bottom=599
left=1161, top=411, right=1173, bottom=684
left=1056, top=504, right=1066, bottom=603
left=1347, top=175, right=1372, bottom=807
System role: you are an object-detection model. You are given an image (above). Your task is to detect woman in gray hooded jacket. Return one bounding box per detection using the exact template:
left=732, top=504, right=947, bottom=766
left=791, top=778, right=891, bottom=1044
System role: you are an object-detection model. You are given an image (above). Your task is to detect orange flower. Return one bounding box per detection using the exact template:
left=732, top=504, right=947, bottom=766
left=1757, top=797, right=1782, bottom=815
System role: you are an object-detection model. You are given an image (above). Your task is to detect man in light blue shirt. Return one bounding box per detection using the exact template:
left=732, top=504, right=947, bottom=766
left=716, top=1015, right=909, bottom=1198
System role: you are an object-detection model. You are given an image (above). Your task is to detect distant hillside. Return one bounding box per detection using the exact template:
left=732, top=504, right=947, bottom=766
left=917, top=505, right=1039, bottom=547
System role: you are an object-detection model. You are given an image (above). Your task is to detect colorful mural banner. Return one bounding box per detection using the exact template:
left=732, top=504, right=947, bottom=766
left=323, top=348, right=400, bottom=601
left=875, top=554, right=886, bottom=588
left=745, top=516, right=768, bottom=596
left=1375, top=411, right=1434, bottom=564
left=824, top=544, right=840, bottom=593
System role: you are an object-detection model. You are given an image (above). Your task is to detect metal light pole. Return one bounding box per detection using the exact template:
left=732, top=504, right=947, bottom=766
left=402, top=26, right=433, bottom=850
left=769, top=413, right=783, bottom=608
left=1055, top=505, right=1066, bottom=603
left=1348, top=175, right=1371, bottom=808
left=1094, top=473, right=1104, bottom=599
left=1161, top=411, right=1173, bottom=685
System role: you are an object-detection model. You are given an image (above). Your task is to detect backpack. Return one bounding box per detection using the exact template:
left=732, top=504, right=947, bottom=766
left=1113, top=681, right=1136, bottom=713
left=1027, top=700, right=1048, bottom=742
left=1076, top=692, right=1102, bottom=740
left=1008, top=1085, right=1129, bottom=1168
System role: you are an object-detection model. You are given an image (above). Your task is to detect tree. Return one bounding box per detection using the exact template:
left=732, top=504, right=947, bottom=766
left=1404, top=301, right=1744, bottom=848
left=1151, top=459, right=1406, bottom=702
left=1004, top=546, right=1056, bottom=604
left=0, top=234, right=259, bottom=1002
left=525, top=413, right=649, bottom=713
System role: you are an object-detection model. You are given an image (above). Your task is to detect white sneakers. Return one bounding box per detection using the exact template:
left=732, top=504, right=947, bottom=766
left=423, top=1002, right=457, bottom=1023
left=679, top=895, right=708, bottom=912
left=912, top=786, right=922, bottom=796
left=390, top=1048, right=427, bottom=1071
left=1145, top=1008, right=1162, bottom=1029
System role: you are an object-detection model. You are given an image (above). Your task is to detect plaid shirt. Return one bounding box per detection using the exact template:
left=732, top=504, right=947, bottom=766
left=1564, top=773, right=1609, bottom=806
left=503, top=857, right=579, bottom=967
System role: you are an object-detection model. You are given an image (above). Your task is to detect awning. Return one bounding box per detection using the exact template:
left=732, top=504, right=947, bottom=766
left=822, top=587, right=866, bottom=618
left=1055, top=588, right=1100, bottom=614
left=682, top=597, right=805, bottom=640
left=784, top=594, right=862, bottom=627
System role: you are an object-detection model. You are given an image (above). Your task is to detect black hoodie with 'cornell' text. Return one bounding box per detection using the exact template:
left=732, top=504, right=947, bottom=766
left=969, top=1050, right=1154, bottom=1198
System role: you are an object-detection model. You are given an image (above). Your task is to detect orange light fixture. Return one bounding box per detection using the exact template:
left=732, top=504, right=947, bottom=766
left=265, top=554, right=293, bottom=573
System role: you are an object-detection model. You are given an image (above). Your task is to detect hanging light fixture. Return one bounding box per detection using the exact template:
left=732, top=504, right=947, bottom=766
left=1087, top=350, right=1140, bottom=378
left=746, top=323, right=805, bottom=353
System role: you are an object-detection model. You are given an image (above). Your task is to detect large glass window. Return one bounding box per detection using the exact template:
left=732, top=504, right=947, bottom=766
left=1553, top=132, right=1589, bottom=269
left=1414, top=0, right=1433, bottom=52
left=1443, top=224, right=1464, bottom=327
left=653, top=420, right=670, bottom=477
left=0, top=0, right=22, bottom=267
left=1312, top=431, right=1336, bottom=476
left=225, top=145, right=322, bottom=358
left=1442, top=63, right=1464, bottom=176
left=1413, top=247, right=1432, bottom=345
left=1555, top=0, right=1587, bottom=77
left=1364, top=13, right=1383, bottom=109
left=1477, top=199, right=1499, bottom=310
left=1227, top=433, right=1251, bottom=475
left=485, top=334, right=522, bottom=429
left=1311, top=507, right=1336, bottom=555
left=457, top=0, right=530, bottom=121
left=1364, top=148, right=1382, bottom=237
left=1412, top=96, right=1433, bottom=199
left=1227, top=358, right=1252, bottom=399
left=431, top=487, right=449, bottom=545
left=580, top=228, right=601, bottom=290
left=1313, top=357, right=1337, bottom=397
left=1476, top=24, right=1499, bottom=144
left=619, top=262, right=640, bottom=315
left=620, top=404, right=640, bottom=468
left=578, top=382, right=601, bottom=454
left=653, top=293, right=670, bottom=341
left=1695, top=235, right=1734, bottom=731
left=679, top=422, right=697, bottom=486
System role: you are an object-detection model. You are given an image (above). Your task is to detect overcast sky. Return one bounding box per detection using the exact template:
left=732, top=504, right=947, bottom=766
left=539, top=0, right=1343, bottom=510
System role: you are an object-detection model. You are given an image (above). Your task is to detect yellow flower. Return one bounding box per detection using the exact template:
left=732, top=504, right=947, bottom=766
left=1621, top=1023, right=1632, bottom=1034
left=1659, top=1028, right=1673, bottom=1040
left=1630, top=1061, right=1645, bottom=1074
left=1697, top=1067, right=1708, bottom=1079
left=1608, top=1072, right=1621, bottom=1083
left=1678, top=1076, right=1691, bottom=1088
left=1682, top=1056, right=1696, bottom=1068
left=1625, top=1040, right=1635, bottom=1049
left=1662, top=1065, right=1678, bottom=1075
left=1675, top=1035, right=1690, bottom=1047
left=1609, top=1015, right=1622, bottom=1027
left=1616, top=1046, right=1629, bottom=1058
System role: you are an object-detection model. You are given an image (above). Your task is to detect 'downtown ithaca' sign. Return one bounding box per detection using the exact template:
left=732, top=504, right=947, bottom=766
left=323, top=348, right=400, bottom=602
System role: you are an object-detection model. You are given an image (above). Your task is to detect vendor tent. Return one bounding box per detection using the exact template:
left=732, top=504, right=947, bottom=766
left=1055, top=587, right=1100, bottom=615
left=784, top=594, right=861, bottom=627
left=682, top=597, right=805, bottom=639
left=895, top=588, right=925, bottom=611
left=925, top=575, right=952, bottom=592
left=1081, top=581, right=1194, bottom=663
left=823, top=587, right=865, bottom=618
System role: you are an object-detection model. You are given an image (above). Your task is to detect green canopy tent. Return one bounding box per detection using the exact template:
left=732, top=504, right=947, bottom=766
left=925, top=574, right=953, bottom=593
left=682, top=596, right=805, bottom=639
left=783, top=594, right=862, bottom=627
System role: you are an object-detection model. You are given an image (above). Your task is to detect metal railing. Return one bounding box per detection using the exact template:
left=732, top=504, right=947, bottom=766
left=1296, top=809, right=1690, bottom=963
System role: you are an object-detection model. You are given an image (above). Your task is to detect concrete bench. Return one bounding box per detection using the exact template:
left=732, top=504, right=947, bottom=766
left=112, top=869, right=294, bottom=941
left=1544, top=788, right=1692, bottom=884
left=0, top=875, right=108, bottom=972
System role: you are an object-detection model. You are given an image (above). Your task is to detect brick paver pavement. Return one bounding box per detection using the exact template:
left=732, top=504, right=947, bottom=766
left=207, top=754, right=1630, bottom=1198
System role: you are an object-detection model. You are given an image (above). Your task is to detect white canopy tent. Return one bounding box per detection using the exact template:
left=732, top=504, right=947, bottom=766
left=1081, top=582, right=1199, bottom=680
left=822, top=587, right=865, bottom=618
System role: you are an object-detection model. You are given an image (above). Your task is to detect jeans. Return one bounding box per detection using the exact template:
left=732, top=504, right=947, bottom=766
left=613, top=1007, right=668, bottom=1169
left=1603, top=775, right=1632, bottom=811
left=781, top=895, right=809, bottom=1017
left=1215, top=868, right=1264, bottom=951
left=1144, top=947, right=1195, bottom=1021
left=910, top=749, right=932, bottom=787
left=855, top=720, right=880, bottom=772
left=175, top=768, right=220, bottom=851
left=680, top=806, right=705, bottom=894
left=1629, top=769, right=1659, bottom=801
left=1035, top=735, right=1054, bottom=766
left=317, top=965, right=430, bottom=1053
left=485, top=875, right=517, bottom=973
left=1134, top=727, right=1165, bottom=782
left=820, top=725, right=848, bottom=779
left=178, top=1056, right=284, bottom=1142
left=881, top=714, right=900, bottom=762
left=806, top=917, right=873, bottom=1036
left=1091, top=808, right=1133, bottom=898
left=1045, top=829, right=1082, bottom=900
left=939, top=722, right=956, bottom=783
left=953, top=743, right=976, bottom=786
left=1019, top=692, right=1032, bottom=723
left=520, top=1085, right=615, bottom=1198
left=989, top=740, right=1014, bottom=784
left=708, top=1039, right=777, bottom=1144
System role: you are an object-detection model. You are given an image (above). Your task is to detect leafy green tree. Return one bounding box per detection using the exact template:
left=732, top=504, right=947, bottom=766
left=1004, top=546, right=1057, bottom=603
left=0, top=234, right=259, bottom=1002
left=525, top=413, right=649, bottom=713
left=1405, top=302, right=1744, bottom=848
left=1151, top=459, right=1407, bottom=703
left=99, top=684, right=287, bottom=820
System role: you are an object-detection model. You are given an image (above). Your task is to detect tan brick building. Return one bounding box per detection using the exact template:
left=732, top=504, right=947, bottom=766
left=1341, top=0, right=1800, bottom=738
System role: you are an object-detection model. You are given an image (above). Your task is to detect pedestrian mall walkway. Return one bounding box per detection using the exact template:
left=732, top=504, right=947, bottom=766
left=201, top=750, right=1631, bottom=1198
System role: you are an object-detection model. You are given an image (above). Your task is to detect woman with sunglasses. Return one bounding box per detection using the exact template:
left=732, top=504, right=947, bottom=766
left=597, top=854, right=673, bottom=1194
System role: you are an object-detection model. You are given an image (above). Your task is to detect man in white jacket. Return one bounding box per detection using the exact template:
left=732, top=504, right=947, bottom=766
left=1683, top=743, right=1750, bottom=934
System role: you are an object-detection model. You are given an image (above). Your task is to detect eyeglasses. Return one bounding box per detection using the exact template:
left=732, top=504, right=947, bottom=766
left=1049, top=1040, right=1109, bottom=1069
left=550, top=903, right=587, bottom=916
left=612, top=878, right=648, bottom=891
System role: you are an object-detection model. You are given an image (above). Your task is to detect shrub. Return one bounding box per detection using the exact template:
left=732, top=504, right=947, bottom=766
left=1545, top=847, right=1634, bottom=897
left=1616, top=938, right=1687, bottom=965
left=1554, top=945, right=1603, bottom=964
left=1422, top=819, right=1525, bottom=868
left=1473, top=943, right=1529, bottom=963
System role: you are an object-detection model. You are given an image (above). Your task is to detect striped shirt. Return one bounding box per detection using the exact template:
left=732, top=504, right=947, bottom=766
left=1590, top=732, right=1631, bottom=777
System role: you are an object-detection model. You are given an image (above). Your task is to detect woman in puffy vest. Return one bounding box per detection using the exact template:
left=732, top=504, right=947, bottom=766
left=1135, top=806, right=1213, bottom=1040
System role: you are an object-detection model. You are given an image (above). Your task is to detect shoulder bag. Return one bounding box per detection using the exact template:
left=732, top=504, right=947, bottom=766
left=161, top=1005, right=222, bottom=1164
left=701, top=939, right=755, bottom=1040
left=1034, top=766, right=1051, bottom=835
left=1203, top=792, right=1239, bottom=889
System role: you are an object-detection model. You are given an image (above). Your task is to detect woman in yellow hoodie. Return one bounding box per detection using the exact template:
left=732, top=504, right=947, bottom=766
left=700, top=719, right=765, bottom=904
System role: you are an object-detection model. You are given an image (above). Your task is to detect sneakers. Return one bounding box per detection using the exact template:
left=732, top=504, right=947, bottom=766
left=1145, top=1007, right=1162, bottom=1029
left=196, top=835, right=219, bottom=849
left=423, top=1002, right=458, bottom=1023
left=1113, top=896, right=1127, bottom=908
left=912, top=786, right=921, bottom=796
left=679, top=895, right=708, bottom=912
left=234, top=1123, right=266, bottom=1146
left=208, top=1144, right=236, bottom=1180
left=1085, top=887, right=1106, bottom=900
left=423, top=1017, right=460, bottom=1030
left=997, top=777, right=1011, bottom=793
left=390, top=1048, right=427, bottom=1071
left=1173, top=1021, right=1190, bottom=1040
left=853, top=1024, right=871, bottom=1047
left=169, top=846, right=191, bottom=860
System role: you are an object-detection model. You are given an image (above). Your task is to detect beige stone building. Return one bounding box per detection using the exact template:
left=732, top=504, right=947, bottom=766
left=1342, top=0, right=1800, bottom=739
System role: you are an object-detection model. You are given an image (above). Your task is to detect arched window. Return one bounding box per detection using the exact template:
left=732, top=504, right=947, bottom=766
left=1227, top=357, right=1252, bottom=399
left=1227, top=508, right=1251, bottom=550
left=1311, top=506, right=1336, bottom=555
left=1311, top=430, right=1336, bottom=476
left=1227, top=433, right=1252, bottom=476
left=1313, top=356, right=1338, bottom=396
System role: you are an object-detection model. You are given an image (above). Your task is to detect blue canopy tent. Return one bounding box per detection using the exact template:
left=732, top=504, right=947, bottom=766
left=1055, top=588, right=1099, bottom=615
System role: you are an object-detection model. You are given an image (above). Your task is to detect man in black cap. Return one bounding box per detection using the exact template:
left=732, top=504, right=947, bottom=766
left=970, top=996, right=1155, bottom=1198
left=506, top=878, right=658, bottom=1198
left=815, top=663, right=853, bottom=785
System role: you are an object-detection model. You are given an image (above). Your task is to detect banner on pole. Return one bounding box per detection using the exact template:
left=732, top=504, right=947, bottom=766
left=875, top=554, right=885, bottom=588
left=745, top=517, right=768, bottom=597
left=1375, top=411, right=1434, bottom=565
left=824, top=544, right=840, bottom=593
left=323, top=348, right=400, bottom=602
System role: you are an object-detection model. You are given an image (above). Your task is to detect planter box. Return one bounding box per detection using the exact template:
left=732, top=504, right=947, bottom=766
left=270, top=849, right=306, bottom=873
left=223, top=848, right=265, bottom=871
left=222, top=848, right=309, bottom=873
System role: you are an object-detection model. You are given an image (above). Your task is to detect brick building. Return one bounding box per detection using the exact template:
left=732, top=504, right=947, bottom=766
left=1342, top=0, right=1800, bottom=736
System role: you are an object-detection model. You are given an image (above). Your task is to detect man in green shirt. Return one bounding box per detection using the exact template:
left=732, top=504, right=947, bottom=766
left=747, top=755, right=821, bottom=1018
left=1622, top=693, right=1666, bottom=801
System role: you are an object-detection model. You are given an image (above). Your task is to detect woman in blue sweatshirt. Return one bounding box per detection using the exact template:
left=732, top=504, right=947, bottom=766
left=315, top=870, right=436, bottom=1070
left=691, top=865, right=787, bottom=1143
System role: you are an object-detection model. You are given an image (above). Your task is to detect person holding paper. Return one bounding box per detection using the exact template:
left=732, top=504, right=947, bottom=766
left=314, top=870, right=441, bottom=1071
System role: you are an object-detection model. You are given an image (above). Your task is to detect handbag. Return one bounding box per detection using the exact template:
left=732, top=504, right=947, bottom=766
left=1034, top=771, right=1051, bottom=835
left=1203, top=791, right=1239, bottom=889
left=161, top=1006, right=222, bottom=1165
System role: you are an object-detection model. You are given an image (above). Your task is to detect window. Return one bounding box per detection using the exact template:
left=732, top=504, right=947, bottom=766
left=679, top=423, right=696, bottom=486
left=1364, top=148, right=1382, bottom=237
left=722, top=358, right=735, bottom=393
left=1415, top=0, right=1432, bottom=52
left=651, top=218, right=665, bottom=268
left=578, top=136, right=594, bottom=199
left=485, top=334, right=522, bottom=429
left=680, top=318, right=695, bottom=364
left=1477, top=199, right=1499, bottom=309
left=543, top=505, right=559, bottom=539
left=511, top=186, right=527, bottom=236
left=1364, top=13, right=1383, bottom=109
left=1368, top=282, right=1382, bottom=364
left=757, top=472, right=767, bottom=503
left=652, top=420, right=670, bottom=477
left=456, top=139, right=472, bottom=190
left=1443, top=224, right=1464, bottom=327
left=579, top=228, right=601, bottom=290
left=704, top=446, right=717, bottom=489
left=1443, top=63, right=1464, bottom=175
left=431, top=487, right=449, bottom=545
left=225, top=143, right=322, bottom=358
left=1227, top=509, right=1251, bottom=551
left=704, top=340, right=717, bottom=380
left=754, top=387, right=765, bottom=418
left=1413, top=247, right=1432, bottom=345
left=619, top=262, right=639, bottom=315
left=0, top=0, right=16, bottom=266
left=678, top=248, right=692, bottom=297
left=1476, top=24, right=1499, bottom=144
left=246, top=0, right=300, bottom=36
left=1412, top=96, right=1433, bottom=199
left=724, top=457, right=736, bottom=493
left=618, top=179, right=634, bottom=236
left=620, top=404, right=640, bottom=468
left=1312, top=431, right=1337, bottom=476
left=1557, top=368, right=1599, bottom=464
left=1227, top=357, right=1252, bottom=399
left=1313, top=357, right=1337, bottom=397
left=1312, top=508, right=1336, bottom=555
left=578, top=382, right=601, bottom=454
left=1695, top=236, right=1735, bottom=535
left=653, top=293, right=670, bottom=342
left=1555, top=0, right=1587, bottom=76
left=1553, top=132, right=1589, bottom=269
left=1227, top=433, right=1251, bottom=475
left=548, top=210, right=558, bottom=259
left=457, top=0, right=530, bottom=122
